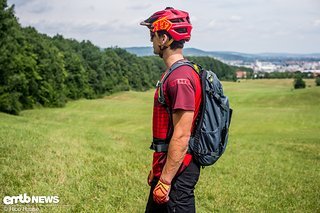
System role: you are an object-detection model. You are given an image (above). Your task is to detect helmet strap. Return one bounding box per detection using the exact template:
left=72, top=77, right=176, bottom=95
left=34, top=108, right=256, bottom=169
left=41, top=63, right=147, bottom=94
left=164, top=38, right=174, bottom=47
left=155, top=32, right=174, bottom=57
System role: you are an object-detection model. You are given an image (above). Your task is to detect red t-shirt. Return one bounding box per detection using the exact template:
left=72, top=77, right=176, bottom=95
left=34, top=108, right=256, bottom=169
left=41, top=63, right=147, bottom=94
left=152, top=64, right=202, bottom=178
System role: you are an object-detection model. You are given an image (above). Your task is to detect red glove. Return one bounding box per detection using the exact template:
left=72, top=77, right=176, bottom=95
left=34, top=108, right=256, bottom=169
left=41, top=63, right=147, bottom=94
left=153, top=179, right=171, bottom=204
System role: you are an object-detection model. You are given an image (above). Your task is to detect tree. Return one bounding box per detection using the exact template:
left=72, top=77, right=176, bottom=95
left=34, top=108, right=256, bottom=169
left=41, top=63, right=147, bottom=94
left=293, top=75, right=306, bottom=89
left=0, top=0, right=30, bottom=114
left=316, top=77, right=320, bottom=86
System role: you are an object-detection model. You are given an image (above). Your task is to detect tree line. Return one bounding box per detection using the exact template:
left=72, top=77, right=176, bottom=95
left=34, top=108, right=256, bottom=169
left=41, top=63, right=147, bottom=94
left=0, top=0, right=238, bottom=115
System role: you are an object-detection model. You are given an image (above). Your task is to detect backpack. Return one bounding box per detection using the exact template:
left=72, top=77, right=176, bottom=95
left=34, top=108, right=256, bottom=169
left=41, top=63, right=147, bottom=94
left=157, top=60, right=233, bottom=166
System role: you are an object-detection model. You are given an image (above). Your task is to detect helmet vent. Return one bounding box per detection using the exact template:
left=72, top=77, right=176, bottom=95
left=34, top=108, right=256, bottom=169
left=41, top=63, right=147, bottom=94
left=170, top=18, right=184, bottom=23
left=175, top=28, right=187, bottom=33
left=186, top=17, right=191, bottom=23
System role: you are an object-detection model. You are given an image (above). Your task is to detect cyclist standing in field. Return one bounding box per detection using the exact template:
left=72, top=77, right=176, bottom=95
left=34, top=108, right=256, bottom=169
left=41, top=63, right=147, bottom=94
left=140, top=7, right=202, bottom=213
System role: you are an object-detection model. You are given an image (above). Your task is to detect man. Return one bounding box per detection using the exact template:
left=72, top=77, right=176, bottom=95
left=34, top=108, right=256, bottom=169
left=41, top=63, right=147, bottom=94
left=140, top=7, right=202, bottom=213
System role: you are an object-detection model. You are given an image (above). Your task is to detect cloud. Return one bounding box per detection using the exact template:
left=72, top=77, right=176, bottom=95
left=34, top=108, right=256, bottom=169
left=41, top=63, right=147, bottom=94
left=8, top=0, right=36, bottom=7
left=29, top=2, right=53, bottom=14
left=126, top=3, right=152, bottom=10
left=313, top=19, right=320, bottom=27
left=229, top=15, right=242, bottom=22
left=208, top=20, right=217, bottom=28
left=87, top=5, right=96, bottom=12
left=7, top=0, right=320, bottom=53
left=26, top=17, right=140, bottom=40
left=9, top=0, right=52, bottom=13
left=204, top=15, right=243, bottom=32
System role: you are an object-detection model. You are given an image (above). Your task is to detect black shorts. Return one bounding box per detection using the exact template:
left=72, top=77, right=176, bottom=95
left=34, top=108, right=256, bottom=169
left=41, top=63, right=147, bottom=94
left=145, top=160, right=200, bottom=213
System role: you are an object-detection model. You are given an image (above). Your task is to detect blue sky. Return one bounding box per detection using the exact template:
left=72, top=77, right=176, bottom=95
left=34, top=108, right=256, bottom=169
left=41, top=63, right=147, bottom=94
left=8, top=0, right=320, bottom=53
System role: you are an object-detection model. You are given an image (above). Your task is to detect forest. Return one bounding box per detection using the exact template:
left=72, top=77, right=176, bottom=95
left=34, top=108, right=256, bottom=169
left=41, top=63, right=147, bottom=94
left=0, top=0, right=239, bottom=115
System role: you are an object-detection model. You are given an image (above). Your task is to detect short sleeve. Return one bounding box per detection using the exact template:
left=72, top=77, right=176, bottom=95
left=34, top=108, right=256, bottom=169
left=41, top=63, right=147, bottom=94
left=165, top=65, right=196, bottom=111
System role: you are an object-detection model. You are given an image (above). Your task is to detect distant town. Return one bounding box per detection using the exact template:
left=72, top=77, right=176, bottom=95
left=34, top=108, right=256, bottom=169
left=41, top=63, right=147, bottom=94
left=124, top=47, right=320, bottom=78
left=221, top=59, right=320, bottom=78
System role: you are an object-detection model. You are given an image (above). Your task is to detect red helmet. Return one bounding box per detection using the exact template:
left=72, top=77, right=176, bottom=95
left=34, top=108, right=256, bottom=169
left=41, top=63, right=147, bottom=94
left=140, top=7, right=192, bottom=42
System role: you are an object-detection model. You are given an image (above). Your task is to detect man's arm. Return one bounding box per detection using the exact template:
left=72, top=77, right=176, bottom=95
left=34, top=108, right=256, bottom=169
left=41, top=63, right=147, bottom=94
left=160, top=110, right=194, bottom=184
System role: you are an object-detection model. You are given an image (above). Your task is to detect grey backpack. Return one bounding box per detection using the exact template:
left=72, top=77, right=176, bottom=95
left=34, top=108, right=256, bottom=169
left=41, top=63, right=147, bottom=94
left=158, top=60, right=233, bottom=166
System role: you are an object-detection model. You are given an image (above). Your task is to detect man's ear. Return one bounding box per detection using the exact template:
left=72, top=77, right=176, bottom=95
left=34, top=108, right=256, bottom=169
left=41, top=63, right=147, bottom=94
left=161, top=34, right=169, bottom=45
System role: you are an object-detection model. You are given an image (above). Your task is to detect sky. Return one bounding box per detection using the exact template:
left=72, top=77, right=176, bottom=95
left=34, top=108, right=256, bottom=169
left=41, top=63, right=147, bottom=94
left=7, top=0, right=320, bottom=54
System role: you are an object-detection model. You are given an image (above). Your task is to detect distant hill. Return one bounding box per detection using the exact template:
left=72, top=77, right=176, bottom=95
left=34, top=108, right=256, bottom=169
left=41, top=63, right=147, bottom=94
left=124, top=47, right=153, bottom=56
left=124, top=47, right=320, bottom=62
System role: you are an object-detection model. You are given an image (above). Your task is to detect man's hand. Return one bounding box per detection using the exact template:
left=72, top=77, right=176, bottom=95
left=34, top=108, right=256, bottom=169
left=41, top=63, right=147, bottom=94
left=153, top=179, right=171, bottom=204
left=147, top=169, right=154, bottom=186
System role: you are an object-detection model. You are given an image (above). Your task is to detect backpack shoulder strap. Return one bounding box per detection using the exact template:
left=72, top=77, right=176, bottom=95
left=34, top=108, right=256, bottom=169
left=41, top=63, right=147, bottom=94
left=157, top=60, right=201, bottom=105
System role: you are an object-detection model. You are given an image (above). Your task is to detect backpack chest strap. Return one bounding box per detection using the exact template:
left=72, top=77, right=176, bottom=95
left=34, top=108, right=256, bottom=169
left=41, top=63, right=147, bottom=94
left=150, top=139, right=169, bottom=152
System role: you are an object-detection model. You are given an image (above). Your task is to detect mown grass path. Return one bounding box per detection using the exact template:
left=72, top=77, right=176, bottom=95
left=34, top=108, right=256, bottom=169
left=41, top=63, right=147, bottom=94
left=1, top=79, right=319, bottom=212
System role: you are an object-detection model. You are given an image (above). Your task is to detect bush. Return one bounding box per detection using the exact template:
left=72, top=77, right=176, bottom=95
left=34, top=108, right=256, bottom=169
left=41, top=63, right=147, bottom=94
left=293, top=76, right=306, bottom=89
left=0, top=93, right=22, bottom=115
left=316, top=77, right=320, bottom=86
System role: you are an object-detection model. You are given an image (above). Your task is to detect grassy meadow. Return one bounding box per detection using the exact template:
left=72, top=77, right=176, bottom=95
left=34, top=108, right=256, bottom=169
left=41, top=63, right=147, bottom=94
left=0, top=79, right=319, bottom=212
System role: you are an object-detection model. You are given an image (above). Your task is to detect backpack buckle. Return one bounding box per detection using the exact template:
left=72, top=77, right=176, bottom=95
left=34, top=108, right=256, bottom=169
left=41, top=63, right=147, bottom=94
left=157, top=81, right=166, bottom=105
left=156, top=80, right=161, bottom=87
left=150, top=140, right=169, bottom=152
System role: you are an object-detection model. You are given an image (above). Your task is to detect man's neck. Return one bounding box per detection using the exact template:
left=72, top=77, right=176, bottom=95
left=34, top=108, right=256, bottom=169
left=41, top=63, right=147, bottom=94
left=162, top=48, right=184, bottom=69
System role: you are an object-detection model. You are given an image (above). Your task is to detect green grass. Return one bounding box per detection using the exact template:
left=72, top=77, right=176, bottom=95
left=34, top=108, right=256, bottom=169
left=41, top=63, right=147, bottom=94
left=0, top=79, right=319, bottom=212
